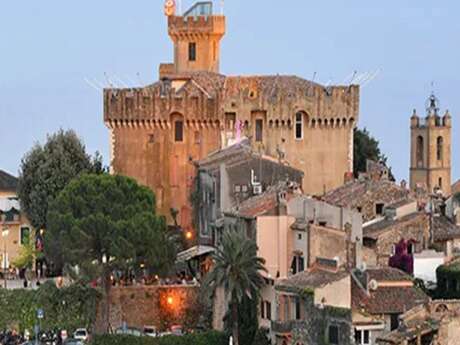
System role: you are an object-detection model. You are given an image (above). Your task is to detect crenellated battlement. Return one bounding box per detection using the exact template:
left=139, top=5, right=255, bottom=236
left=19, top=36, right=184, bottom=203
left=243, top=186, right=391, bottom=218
left=168, top=15, right=225, bottom=37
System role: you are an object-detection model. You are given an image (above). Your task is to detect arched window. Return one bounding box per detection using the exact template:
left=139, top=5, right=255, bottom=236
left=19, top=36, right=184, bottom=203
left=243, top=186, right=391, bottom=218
left=437, top=136, right=444, bottom=161
left=416, top=136, right=424, bottom=167
left=295, top=112, right=303, bottom=139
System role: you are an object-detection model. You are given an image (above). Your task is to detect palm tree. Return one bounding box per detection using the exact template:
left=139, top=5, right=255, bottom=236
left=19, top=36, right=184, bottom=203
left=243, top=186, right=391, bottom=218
left=204, top=229, right=267, bottom=345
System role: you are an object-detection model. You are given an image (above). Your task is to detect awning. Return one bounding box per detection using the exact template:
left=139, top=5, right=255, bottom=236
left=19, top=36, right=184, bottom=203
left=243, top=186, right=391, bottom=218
left=176, top=245, right=215, bottom=263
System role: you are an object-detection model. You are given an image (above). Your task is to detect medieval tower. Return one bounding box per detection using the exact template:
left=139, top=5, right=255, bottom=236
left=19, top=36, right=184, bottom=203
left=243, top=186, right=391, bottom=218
left=410, top=93, right=452, bottom=195
left=104, top=1, right=360, bottom=229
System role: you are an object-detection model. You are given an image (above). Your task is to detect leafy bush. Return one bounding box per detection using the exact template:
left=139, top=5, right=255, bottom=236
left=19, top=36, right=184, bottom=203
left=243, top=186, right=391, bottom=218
left=0, top=281, right=99, bottom=333
left=91, top=331, right=228, bottom=345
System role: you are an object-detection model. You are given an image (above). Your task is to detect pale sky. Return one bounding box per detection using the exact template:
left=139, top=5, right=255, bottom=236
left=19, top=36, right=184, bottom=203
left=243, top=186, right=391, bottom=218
left=1, top=1, right=458, bottom=182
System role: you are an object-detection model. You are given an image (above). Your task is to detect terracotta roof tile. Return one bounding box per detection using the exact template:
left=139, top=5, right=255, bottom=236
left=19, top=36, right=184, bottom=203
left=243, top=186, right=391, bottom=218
left=363, top=212, right=427, bottom=240
left=276, top=267, right=349, bottom=290
left=0, top=170, right=18, bottom=192
left=432, top=215, right=460, bottom=241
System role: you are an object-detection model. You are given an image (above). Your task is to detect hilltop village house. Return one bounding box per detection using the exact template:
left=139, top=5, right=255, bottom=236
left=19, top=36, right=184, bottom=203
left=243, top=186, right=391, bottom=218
left=103, top=1, right=360, bottom=228
left=0, top=170, right=34, bottom=274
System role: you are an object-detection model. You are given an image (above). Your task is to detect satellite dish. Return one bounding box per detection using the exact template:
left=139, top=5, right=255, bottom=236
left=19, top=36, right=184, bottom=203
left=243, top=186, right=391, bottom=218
left=368, top=279, right=378, bottom=291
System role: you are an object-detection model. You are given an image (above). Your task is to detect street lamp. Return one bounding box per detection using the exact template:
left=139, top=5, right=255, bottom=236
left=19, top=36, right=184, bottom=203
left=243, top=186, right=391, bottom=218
left=2, top=227, right=9, bottom=289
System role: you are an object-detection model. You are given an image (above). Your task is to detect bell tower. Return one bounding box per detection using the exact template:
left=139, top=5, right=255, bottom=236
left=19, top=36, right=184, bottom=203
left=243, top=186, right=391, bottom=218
left=410, top=93, right=452, bottom=195
left=162, top=1, right=226, bottom=76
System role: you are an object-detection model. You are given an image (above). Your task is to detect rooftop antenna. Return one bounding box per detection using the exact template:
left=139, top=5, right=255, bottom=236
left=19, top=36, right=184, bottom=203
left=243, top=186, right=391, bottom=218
left=360, top=69, right=381, bottom=88
left=137, top=72, right=144, bottom=86
left=104, top=72, right=115, bottom=88
left=84, top=77, right=102, bottom=93
left=113, top=74, right=129, bottom=88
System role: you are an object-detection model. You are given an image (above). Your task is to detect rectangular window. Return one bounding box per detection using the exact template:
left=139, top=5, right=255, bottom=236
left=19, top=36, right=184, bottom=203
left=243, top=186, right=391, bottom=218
left=354, top=330, right=370, bottom=345
left=295, top=298, right=301, bottom=320
left=175, top=121, right=184, bottom=142
left=20, top=227, right=30, bottom=245
left=189, top=42, right=197, bottom=61
left=260, top=301, right=265, bottom=319
left=439, top=177, right=443, bottom=188
left=390, top=314, right=399, bottom=331
left=295, top=112, right=303, bottom=139
left=266, top=301, right=272, bottom=320
left=255, top=119, right=263, bottom=142
left=329, top=325, right=339, bottom=344
left=376, top=203, right=385, bottom=215
left=299, top=256, right=305, bottom=272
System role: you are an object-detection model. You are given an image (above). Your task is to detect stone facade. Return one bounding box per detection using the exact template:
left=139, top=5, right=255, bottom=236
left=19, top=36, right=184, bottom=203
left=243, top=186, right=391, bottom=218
left=273, top=268, right=352, bottom=345
left=104, top=2, right=360, bottom=227
left=376, top=301, right=460, bottom=345
left=323, top=176, right=412, bottom=223
left=363, top=212, right=430, bottom=267
left=98, top=285, right=201, bottom=331
left=410, top=94, right=452, bottom=196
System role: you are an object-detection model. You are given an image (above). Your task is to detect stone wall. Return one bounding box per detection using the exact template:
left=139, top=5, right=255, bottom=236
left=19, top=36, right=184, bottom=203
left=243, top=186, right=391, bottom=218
left=374, top=214, right=430, bottom=266
left=100, top=285, right=201, bottom=331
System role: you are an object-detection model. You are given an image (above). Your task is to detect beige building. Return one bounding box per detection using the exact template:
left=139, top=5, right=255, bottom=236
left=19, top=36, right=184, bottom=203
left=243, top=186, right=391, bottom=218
left=104, top=1, right=360, bottom=229
left=410, top=93, right=452, bottom=196
left=0, top=170, right=34, bottom=273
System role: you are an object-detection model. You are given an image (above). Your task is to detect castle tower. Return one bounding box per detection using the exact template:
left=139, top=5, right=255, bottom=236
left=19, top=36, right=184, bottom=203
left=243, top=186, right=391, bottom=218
left=161, top=1, right=226, bottom=76
left=410, top=93, right=452, bottom=195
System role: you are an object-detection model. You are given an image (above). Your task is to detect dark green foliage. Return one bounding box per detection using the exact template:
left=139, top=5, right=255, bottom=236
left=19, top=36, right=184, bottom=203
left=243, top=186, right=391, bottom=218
left=90, top=331, right=228, bottom=345
left=435, top=262, right=460, bottom=299
left=0, top=281, right=99, bottom=332
left=251, top=328, right=271, bottom=345
left=46, top=174, right=177, bottom=332
left=18, top=129, right=104, bottom=230
left=46, top=174, right=176, bottom=282
left=353, top=128, right=393, bottom=179
left=224, top=294, right=259, bottom=345
left=203, top=230, right=267, bottom=345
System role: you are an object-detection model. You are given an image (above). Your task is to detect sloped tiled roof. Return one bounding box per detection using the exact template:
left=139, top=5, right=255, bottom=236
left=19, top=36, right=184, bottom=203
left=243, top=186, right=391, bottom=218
left=432, top=215, right=460, bottom=241
left=323, top=179, right=411, bottom=209
left=276, top=267, right=349, bottom=290
left=452, top=179, right=460, bottom=196
left=363, top=212, right=427, bottom=240
left=0, top=170, right=18, bottom=192
left=352, top=268, right=429, bottom=315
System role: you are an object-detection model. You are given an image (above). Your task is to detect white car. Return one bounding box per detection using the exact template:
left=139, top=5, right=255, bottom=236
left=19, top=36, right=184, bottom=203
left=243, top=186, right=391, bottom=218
left=143, top=326, right=158, bottom=337
left=73, top=329, right=89, bottom=342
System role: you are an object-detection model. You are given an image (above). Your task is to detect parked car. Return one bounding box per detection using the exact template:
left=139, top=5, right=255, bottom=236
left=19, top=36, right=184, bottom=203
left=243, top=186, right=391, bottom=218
left=63, top=338, right=84, bottom=345
left=114, top=327, right=143, bottom=337
left=73, top=329, right=89, bottom=342
left=143, top=326, right=158, bottom=338
left=170, top=325, right=184, bottom=336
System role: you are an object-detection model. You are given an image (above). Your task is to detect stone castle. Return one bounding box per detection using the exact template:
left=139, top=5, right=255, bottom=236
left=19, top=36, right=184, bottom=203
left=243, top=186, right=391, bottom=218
left=103, top=1, right=360, bottom=227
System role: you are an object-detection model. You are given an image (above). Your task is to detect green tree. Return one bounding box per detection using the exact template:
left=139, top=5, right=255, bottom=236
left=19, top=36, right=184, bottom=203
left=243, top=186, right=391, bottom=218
left=12, top=237, right=43, bottom=270
left=46, top=174, right=176, bottom=333
left=203, top=230, right=266, bottom=345
left=18, top=129, right=103, bottom=231
left=354, top=127, right=393, bottom=178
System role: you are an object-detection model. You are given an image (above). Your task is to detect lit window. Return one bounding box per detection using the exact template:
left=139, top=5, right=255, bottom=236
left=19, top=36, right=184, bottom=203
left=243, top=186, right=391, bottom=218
left=174, top=121, right=184, bottom=142
left=295, top=112, right=303, bottom=139
left=189, top=42, right=196, bottom=61
left=255, top=119, right=263, bottom=142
